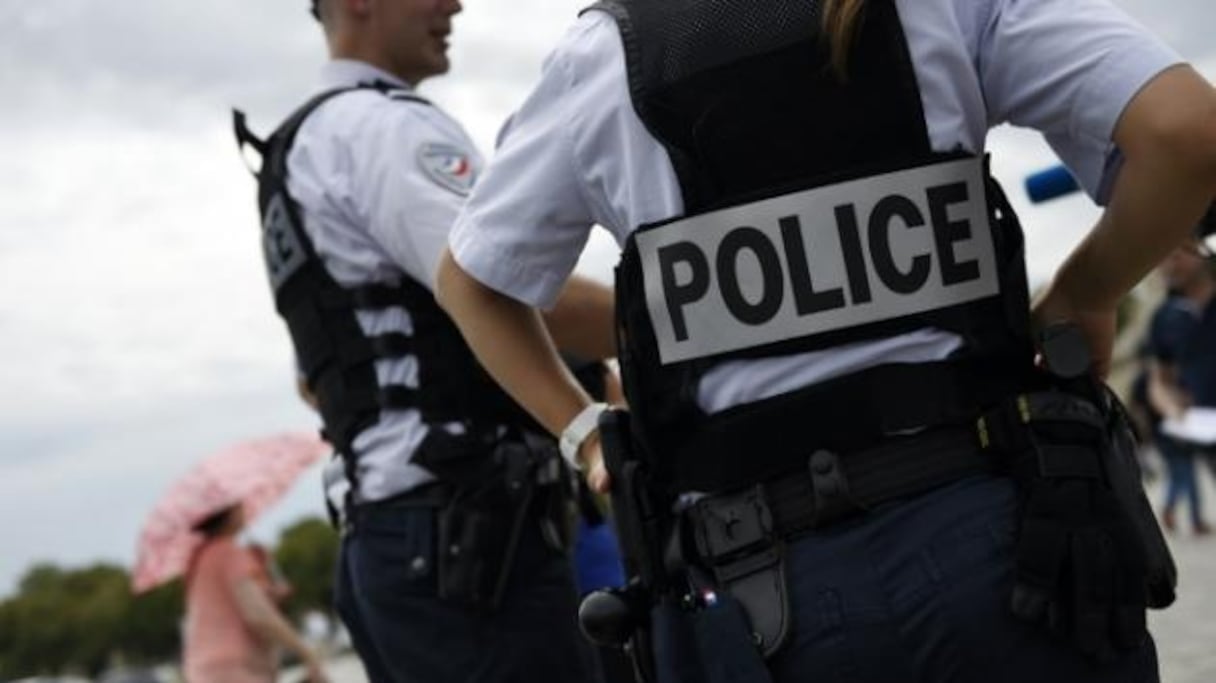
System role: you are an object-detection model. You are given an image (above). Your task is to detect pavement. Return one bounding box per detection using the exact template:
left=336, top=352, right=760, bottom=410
left=1150, top=531, right=1216, bottom=683
left=1145, top=459, right=1216, bottom=683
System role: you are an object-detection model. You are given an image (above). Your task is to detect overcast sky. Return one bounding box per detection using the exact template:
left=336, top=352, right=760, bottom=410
left=0, top=0, right=1212, bottom=596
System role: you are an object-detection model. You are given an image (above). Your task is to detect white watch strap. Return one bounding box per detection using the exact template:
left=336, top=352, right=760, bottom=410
left=560, top=402, right=609, bottom=469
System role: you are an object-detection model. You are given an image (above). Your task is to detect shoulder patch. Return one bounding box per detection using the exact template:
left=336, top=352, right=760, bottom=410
left=417, top=142, right=477, bottom=195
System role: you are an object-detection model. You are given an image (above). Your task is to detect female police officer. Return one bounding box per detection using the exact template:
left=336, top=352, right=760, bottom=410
left=436, top=0, right=1216, bottom=680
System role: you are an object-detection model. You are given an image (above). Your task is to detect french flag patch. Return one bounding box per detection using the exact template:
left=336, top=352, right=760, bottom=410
left=418, top=142, right=476, bottom=195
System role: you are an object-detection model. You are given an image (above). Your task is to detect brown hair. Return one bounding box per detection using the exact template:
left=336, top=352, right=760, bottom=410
left=822, top=0, right=867, bottom=79
left=192, top=505, right=239, bottom=539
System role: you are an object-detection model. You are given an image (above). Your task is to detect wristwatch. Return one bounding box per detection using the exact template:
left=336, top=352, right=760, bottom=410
left=559, top=402, right=609, bottom=469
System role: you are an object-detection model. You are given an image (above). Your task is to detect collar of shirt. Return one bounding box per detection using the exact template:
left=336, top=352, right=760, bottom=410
left=319, top=59, right=414, bottom=92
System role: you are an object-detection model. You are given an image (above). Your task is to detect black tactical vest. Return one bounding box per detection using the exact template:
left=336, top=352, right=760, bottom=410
left=593, top=0, right=1037, bottom=492
left=233, top=84, right=543, bottom=475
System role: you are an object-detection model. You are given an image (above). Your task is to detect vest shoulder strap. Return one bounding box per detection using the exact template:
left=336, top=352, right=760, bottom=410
left=233, top=81, right=433, bottom=184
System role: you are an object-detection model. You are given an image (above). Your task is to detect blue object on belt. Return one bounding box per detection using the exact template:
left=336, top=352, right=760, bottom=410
left=575, top=517, right=626, bottom=595
left=1025, top=165, right=1080, bottom=204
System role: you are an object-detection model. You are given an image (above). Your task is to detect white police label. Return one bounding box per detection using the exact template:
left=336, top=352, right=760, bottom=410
left=262, top=193, right=307, bottom=292
left=637, top=157, right=999, bottom=364
left=418, top=142, right=476, bottom=196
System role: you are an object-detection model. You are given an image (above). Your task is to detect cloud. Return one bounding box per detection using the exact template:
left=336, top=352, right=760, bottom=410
left=0, top=384, right=324, bottom=596
left=0, top=0, right=598, bottom=595
left=0, top=1, right=318, bottom=125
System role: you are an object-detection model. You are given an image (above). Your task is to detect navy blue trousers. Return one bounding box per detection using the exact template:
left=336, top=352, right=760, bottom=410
left=1160, top=437, right=1204, bottom=528
left=658, top=475, right=1160, bottom=683
left=335, top=498, right=600, bottom=683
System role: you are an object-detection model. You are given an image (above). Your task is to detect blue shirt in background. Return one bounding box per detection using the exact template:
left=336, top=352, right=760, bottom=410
left=1149, top=295, right=1216, bottom=408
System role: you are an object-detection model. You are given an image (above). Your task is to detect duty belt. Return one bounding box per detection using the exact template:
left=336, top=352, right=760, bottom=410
left=688, top=425, right=993, bottom=557
left=680, top=425, right=995, bottom=656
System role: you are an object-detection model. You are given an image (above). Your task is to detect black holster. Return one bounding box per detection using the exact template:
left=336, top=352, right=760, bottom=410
left=684, top=488, right=790, bottom=659
left=579, top=410, right=776, bottom=683
left=978, top=324, right=1177, bottom=659
left=417, top=429, right=576, bottom=611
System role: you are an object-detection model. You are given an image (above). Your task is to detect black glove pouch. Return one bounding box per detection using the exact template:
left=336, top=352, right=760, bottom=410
left=419, top=433, right=544, bottom=612
left=995, top=390, right=1169, bottom=661
left=436, top=490, right=518, bottom=610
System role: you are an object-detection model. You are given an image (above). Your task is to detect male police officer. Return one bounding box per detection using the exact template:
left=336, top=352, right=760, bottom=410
left=233, top=1, right=613, bottom=680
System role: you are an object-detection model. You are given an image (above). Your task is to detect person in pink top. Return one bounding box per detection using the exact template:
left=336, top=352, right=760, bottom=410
left=183, top=504, right=329, bottom=683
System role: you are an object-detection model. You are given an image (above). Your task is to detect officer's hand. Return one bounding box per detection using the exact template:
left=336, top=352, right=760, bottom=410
left=1030, top=286, right=1116, bottom=378
left=581, top=434, right=612, bottom=494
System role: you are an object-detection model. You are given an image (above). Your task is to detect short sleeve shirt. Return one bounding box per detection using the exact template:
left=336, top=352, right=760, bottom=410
left=450, top=0, right=1181, bottom=413
left=287, top=60, right=485, bottom=501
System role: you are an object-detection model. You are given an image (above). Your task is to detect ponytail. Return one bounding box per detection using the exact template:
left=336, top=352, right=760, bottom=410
left=822, top=0, right=867, bottom=79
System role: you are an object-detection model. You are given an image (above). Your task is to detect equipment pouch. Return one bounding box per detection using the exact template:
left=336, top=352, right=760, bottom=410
left=431, top=437, right=549, bottom=611
left=436, top=495, right=516, bottom=610
left=992, top=323, right=1176, bottom=660
left=1100, top=387, right=1177, bottom=608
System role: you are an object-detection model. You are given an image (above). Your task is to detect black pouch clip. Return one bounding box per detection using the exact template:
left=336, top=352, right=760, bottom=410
left=807, top=449, right=856, bottom=527
left=689, top=487, right=790, bottom=658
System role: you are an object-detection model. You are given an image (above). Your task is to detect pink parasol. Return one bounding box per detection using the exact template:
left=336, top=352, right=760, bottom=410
left=131, top=431, right=329, bottom=593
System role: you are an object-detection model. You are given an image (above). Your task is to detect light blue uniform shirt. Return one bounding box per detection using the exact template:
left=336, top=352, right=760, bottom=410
left=289, top=60, right=484, bottom=503
left=450, top=0, right=1181, bottom=414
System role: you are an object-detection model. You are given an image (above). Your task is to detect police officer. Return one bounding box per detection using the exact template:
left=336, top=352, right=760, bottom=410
left=233, top=0, right=614, bottom=681
left=1148, top=206, right=1216, bottom=533
left=436, top=0, right=1216, bottom=680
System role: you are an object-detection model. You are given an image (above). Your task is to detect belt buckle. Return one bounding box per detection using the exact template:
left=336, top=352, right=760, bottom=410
left=807, top=449, right=854, bottom=527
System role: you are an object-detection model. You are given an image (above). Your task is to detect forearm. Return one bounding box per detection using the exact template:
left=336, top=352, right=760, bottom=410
left=543, top=274, right=617, bottom=361
left=1053, top=66, right=1216, bottom=309
left=1148, top=361, right=1190, bottom=419
left=436, top=250, right=592, bottom=437
left=255, top=612, right=313, bottom=658
left=1053, top=171, right=1213, bottom=311
left=234, top=581, right=316, bottom=662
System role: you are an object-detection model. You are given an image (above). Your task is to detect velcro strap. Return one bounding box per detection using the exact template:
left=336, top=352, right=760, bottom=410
left=761, top=426, right=992, bottom=536
left=351, top=284, right=411, bottom=309
left=333, top=333, right=379, bottom=366
left=1021, top=393, right=1105, bottom=430
left=317, top=284, right=417, bottom=311
left=378, top=385, right=421, bottom=410
left=369, top=333, right=416, bottom=358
